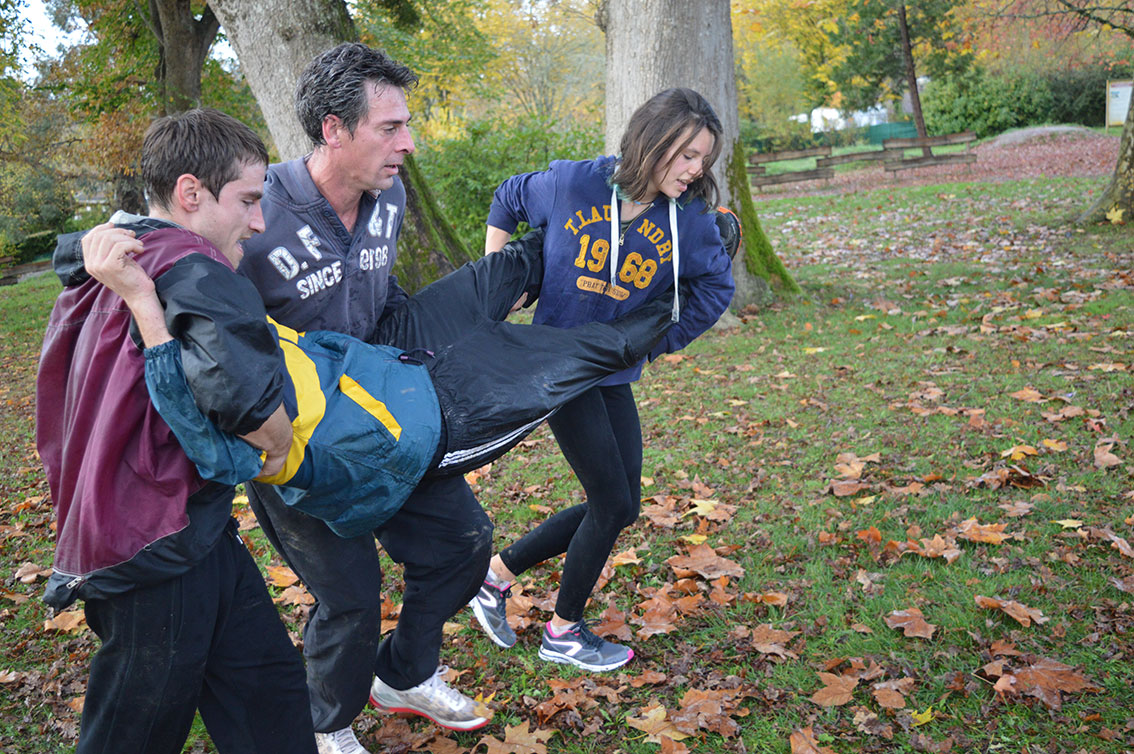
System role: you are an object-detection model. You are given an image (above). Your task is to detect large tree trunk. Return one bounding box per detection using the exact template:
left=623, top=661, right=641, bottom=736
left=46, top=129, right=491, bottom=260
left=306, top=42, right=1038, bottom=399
left=208, top=0, right=474, bottom=291
left=112, top=170, right=146, bottom=216
left=1079, top=88, right=1134, bottom=224
left=150, top=0, right=219, bottom=113
left=597, top=0, right=797, bottom=311
left=206, top=0, right=356, bottom=159
left=104, top=0, right=218, bottom=210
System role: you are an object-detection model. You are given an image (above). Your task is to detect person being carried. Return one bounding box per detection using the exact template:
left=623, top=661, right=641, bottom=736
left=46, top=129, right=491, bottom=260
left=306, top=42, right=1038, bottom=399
left=472, top=87, right=736, bottom=672
left=37, top=108, right=315, bottom=754
left=82, top=218, right=678, bottom=540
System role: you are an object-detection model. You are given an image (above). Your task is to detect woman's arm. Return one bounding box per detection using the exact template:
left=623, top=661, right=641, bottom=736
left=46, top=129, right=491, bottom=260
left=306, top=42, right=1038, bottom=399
left=485, top=225, right=513, bottom=254
left=648, top=219, right=735, bottom=359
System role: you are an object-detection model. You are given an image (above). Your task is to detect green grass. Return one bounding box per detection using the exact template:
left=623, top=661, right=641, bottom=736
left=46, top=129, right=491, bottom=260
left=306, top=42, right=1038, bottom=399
left=2, top=174, right=1133, bottom=753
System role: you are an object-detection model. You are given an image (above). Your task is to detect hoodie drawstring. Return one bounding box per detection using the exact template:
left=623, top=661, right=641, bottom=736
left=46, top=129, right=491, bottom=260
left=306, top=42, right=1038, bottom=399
left=609, top=187, right=681, bottom=324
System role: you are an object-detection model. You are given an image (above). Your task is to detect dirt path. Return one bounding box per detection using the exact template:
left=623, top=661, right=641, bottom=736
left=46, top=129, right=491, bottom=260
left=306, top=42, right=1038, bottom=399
left=752, top=128, right=1119, bottom=201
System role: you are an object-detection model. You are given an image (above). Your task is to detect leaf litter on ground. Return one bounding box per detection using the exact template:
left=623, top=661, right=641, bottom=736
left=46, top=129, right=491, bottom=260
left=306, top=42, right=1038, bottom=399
left=1, top=131, right=1131, bottom=753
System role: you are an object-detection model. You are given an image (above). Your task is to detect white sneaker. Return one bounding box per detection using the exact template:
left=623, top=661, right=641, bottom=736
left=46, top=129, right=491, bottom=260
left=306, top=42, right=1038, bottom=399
left=369, top=665, right=491, bottom=731
left=315, top=727, right=370, bottom=754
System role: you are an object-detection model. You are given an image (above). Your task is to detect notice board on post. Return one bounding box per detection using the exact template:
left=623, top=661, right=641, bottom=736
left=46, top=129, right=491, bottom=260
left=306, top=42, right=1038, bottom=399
left=1107, top=80, right=1132, bottom=128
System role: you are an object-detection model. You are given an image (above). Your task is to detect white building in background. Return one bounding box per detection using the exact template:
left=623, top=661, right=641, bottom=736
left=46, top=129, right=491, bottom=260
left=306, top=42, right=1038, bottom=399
left=794, top=76, right=929, bottom=134
left=791, top=105, right=891, bottom=133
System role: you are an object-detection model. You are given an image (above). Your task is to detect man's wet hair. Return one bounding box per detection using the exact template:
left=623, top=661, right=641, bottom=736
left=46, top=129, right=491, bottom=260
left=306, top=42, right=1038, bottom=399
left=295, top=42, right=418, bottom=147
left=141, top=108, right=269, bottom=211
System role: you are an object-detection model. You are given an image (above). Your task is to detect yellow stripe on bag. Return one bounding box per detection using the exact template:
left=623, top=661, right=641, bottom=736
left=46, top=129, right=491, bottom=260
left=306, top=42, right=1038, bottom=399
left=339, top=375, right=402, bottom=441
left=256, top=336, right=326, bottom=485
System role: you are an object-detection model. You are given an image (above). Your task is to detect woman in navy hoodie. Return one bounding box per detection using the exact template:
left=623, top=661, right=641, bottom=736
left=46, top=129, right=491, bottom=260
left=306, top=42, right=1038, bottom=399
left=471, top=88, right=735, bottom=671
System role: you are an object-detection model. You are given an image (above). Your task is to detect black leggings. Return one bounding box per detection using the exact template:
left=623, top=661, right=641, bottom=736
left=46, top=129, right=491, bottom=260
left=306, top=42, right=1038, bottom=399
left=499, top=383, right=641, bottom=622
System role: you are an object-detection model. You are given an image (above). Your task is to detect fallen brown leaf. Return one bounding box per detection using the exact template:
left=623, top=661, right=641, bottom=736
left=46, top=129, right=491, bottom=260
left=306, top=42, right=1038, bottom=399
left=630, top=669, right=667, bottom=687
left=13, top=562, right=51, bottom=584
left=625, top=704, right=690, bottom=743
left=953, top=518, right=1010, bottom=545
left=872, top=677, right=915, bottom=710
left=265, top=564, right=299, bottom=588
left=1094, top=443, right=1122, bottom=469
left=789, top=726, right=838, bottom=754
left=665, top=543, right=744, bottom=580
left=659, top=737, right=690, bottom=754
left=591, top=603, right=633, bottom=642
left=829, top=479, right=871, bottom=497
left=811, top=672, right=858, bottom=707
left=610, top=548, right=641, bottom=567
left=1012, top=658, right=1102, bottom=710
left=1009, top=386, right=1046, bottom=402
left=274, top=584, right=315, bottom=606
left=852, top=706, right=894, bottom=739
left=670, top=687, right=740, bottom=737
left=974, top=595, right=1048, bottom=627
left=43, top=610, right=87, bottom=634
left=884, top=607, right=936, bottom=639
left=751, top=624, right=800, bottom=659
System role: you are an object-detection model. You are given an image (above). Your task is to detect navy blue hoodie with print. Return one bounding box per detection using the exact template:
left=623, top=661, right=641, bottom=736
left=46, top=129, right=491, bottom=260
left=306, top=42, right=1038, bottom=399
left=487, top=155, right=734, bottom=384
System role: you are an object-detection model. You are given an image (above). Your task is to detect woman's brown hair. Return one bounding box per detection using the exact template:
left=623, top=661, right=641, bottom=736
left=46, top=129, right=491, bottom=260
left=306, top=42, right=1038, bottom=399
left=611, top=88, right=724, bottom=209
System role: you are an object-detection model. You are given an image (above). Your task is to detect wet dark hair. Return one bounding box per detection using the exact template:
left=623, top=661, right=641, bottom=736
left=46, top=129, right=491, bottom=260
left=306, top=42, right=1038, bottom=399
left=141, top=108, right=268, bottom=211
left=295, top=42, right=419, bottom=147
left=611, top=88, right=724, bottom=208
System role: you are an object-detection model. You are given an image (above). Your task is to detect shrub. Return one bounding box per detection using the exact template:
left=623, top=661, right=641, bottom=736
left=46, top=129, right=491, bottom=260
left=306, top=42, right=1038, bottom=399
left=922, top=67, right=1054, bottom=138
left=417, top=117, right=602, bottom=250
left=1043, top=64, right=1126, bottom=127
left=0, top=164, right=74, bottom=265
left=2, top=230, right=56, bottom=267
left=741, top=114, right=817, bottom=153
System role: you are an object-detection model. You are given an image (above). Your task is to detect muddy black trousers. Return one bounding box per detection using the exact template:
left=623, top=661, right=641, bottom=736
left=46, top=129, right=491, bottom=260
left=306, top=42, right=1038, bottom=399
left=77, top=523, right=315, bottom=753
left=247, top=473, right=486, bottom=733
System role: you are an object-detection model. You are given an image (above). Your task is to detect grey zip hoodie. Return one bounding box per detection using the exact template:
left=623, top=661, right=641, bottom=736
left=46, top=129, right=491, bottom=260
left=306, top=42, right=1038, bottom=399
left=238, top=156, right=409, bottom=343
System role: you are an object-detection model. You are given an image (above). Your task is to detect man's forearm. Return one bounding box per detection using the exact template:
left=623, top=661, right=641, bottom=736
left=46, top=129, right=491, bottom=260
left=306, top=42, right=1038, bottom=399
left=239, top=402, right=293, bottom=479
left=124, top=292, right=175, bottom=349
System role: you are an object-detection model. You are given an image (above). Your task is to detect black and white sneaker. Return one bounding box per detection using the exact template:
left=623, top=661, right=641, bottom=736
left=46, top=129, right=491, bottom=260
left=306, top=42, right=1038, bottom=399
left=537, top=620, right=633, bottom=671
left=469, top=580, right=516, bottom=648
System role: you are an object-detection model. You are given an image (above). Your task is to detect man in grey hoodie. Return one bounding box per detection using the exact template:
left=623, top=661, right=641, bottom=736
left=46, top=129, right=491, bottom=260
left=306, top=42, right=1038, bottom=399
left=234, top=43, right=488, bottom=753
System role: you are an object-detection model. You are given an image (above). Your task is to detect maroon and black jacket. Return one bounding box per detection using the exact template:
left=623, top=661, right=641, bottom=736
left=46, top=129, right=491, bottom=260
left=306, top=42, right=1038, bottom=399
left=37, top=216, right=284, bottom=608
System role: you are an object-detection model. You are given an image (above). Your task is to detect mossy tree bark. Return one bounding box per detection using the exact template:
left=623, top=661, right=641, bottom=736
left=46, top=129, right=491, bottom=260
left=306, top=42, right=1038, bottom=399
left=1078, top=87, right=1134, bottom=225
left=724, top=141, right=800, bottom=300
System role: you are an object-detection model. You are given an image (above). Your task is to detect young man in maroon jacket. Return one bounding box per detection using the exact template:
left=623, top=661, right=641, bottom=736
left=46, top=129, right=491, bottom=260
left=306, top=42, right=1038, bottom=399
left=37, top=108, right=315, bottom=754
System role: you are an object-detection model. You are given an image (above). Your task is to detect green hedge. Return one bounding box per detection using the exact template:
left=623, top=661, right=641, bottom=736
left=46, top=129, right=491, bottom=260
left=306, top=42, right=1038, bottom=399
left=923, top=63, right=1124, bottom=138
left=417, top=116, right=602, bottom=250
left=922, top=67, right=1054, bottom=138
left=2, top=230, right=56, bottom=268
left=1043, top=65, right=1125, bottom=127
